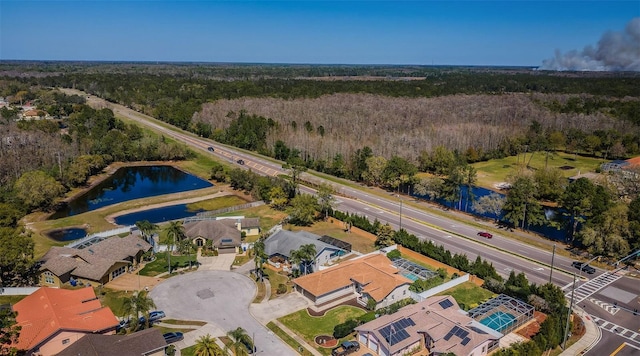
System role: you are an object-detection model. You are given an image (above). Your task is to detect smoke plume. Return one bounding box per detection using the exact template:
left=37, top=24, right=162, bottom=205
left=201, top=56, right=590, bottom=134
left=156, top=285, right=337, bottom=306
left=540, top=17, right=640, bottom=71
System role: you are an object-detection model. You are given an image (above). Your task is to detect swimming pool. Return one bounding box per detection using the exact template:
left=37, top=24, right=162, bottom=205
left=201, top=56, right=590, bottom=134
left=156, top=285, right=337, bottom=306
left=480, top=311, right=517, bottom=332
left=402, top=271, right=420, bottom=282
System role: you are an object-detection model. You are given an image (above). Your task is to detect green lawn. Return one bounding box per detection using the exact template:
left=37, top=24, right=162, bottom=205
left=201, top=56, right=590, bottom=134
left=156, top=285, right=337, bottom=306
left=472, top=151, right=603, bottom=188
left=267, top=322, right=315, bottom=356
left=278, top=306, right=366, bottom=343
left=185, top=195, right=248, bottom=211
left=139, top=252, right=197, bottom=276
left=265, top=268, right=291, bottom=298
left=0, top=295, right=26, bottom=305
left=435, top=281, right=496, bottom=311
left=97, top=288, right=130, bottom=318
left=290, top=220, right=376, bottom=254
left=218, top=204, right=288, bottom=234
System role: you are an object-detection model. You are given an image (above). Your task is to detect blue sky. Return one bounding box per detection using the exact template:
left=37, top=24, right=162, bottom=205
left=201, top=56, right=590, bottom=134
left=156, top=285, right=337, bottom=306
left=1, top=1, right=638, bottom=66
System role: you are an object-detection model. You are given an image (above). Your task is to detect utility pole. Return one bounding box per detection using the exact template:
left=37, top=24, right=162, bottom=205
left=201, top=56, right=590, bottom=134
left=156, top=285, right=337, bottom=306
left=549, top=244, right=556, bottom=284
left=563, top=273, right=577, bottom=350
left=399, top=196, right=403, bottom=231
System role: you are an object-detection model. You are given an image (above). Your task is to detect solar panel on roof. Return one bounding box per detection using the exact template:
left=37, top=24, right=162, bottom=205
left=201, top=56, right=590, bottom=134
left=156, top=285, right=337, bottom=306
left=439, top=299, right=454, bottom=309
left=461, top=337, right=471, bottom=346
left=469, top=326, right=487, bottom=334
left=444, top=331, right=454, bottom=341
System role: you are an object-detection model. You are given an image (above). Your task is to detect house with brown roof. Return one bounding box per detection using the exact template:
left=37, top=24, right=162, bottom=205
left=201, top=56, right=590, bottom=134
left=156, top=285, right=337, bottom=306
left=184, top=219, right=242, bottom=254
left=239, top=217, right=261, bottom=237
left=355, top=295, right=501, bottom=356
left=10, top=287, right=119, bottom=356
left=292, top=253, right=411, bottom=310
left=39, top=235, right=151, bottom=288
left=56, top=328, right=167, bottom=356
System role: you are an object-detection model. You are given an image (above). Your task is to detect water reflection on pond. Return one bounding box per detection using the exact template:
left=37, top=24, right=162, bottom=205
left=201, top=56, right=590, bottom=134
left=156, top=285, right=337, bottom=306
left=46, top=228, right=87, bottom=241
left=50, top=166, right=212, bottom=219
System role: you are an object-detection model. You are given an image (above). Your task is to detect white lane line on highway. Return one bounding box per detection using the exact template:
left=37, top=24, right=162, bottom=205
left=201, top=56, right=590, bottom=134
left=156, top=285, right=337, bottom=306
left=533, top=267, right=544, bottom=271
left=444, top=235, right=452, bottom=239
left=518, top=249, right=528, bottom=254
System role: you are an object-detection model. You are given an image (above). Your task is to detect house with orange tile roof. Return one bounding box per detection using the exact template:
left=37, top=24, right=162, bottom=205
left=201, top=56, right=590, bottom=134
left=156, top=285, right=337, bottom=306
left=292, top=253, right=412, bottom=310
left=10, top=287, right=119, bottom=356
left=19, top=109, right=47, bottom=120
left=355, top=295, right=501, bottom=356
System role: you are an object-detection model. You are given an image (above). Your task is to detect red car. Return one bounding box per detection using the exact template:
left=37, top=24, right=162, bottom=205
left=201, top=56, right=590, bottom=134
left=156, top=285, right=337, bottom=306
left=477, top=231, right=493, bottom=238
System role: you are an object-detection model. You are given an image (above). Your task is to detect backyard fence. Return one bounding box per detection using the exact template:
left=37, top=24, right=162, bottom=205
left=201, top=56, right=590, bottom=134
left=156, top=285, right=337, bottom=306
left=410, top=274, right=470, bottom=302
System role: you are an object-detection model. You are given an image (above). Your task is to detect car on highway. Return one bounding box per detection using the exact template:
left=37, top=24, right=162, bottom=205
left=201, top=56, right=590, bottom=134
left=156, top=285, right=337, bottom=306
left=237, top=159, right=245, bottom=165
left=572, top=261, right=596, bottom=274
left=477, top=231, right=493, bottom=238
left=163, top=332, right=184, bottom=344
left=207, top=146, right=214, bottom=152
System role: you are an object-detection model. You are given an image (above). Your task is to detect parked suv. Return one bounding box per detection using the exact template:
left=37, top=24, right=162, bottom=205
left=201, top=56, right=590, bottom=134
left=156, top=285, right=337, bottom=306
left=332, top=341, right=359, bottom=356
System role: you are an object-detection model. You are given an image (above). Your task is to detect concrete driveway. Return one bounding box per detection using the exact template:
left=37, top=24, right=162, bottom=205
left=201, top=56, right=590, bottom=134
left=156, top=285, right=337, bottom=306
left=150, top=270, right=296, bottom=356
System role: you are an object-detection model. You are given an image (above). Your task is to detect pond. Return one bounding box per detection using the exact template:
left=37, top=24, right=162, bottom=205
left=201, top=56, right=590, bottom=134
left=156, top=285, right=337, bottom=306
left=50, top=166, right=212, bottom=219
left=46, top=227, right=87, bottom=241
left=412, top=185, right=568, bottom=241
left=114, top=204, right=206, bottom=226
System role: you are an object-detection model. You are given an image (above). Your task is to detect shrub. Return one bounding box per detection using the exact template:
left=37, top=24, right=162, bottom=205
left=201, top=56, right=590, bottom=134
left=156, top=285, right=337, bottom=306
left=277, top=283, right=287, bottom=294
left=386, top=249, right=401, bottom=260
left=333, top=319, right=358, bottom=339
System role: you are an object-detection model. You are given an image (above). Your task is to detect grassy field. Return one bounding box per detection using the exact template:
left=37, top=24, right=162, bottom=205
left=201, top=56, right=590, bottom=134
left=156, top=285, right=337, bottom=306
left=185, top=194, right=248, bottom=211
left=289, top=220, right=377, bottom=254
left=278, top=306, right=366, bottom=346
left=139, top=252, right=197, bottom=277
left=0, top=295, right=26, bottom=305
left=435, top=281, right=496, bottom=311
left=218, top=204, right=288, bottom=237
left=472, top=151, right=603, bottom=188
left=97, top=288, right=130, bottom=317
left=267, top=322, right=315, bottom=356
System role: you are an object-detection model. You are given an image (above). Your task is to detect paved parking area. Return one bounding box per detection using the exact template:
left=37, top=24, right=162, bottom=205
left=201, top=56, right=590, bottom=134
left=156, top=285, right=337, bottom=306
left=150, top=270, right=296, bottom=356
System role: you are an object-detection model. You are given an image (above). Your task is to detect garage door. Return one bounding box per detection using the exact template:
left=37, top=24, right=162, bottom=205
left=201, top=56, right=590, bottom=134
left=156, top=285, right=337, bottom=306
left=218, top=247, right=236, bottom=254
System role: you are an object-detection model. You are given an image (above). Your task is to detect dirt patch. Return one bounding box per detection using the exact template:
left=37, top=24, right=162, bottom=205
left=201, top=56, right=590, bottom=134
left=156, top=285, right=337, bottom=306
left=315, top=335, right=338, bottom=348
left=516, top=311, right=547, bottom=339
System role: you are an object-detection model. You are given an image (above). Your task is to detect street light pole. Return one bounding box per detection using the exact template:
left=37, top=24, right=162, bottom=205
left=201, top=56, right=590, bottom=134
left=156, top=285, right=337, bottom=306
left=563, top=273, right=577, bottom=350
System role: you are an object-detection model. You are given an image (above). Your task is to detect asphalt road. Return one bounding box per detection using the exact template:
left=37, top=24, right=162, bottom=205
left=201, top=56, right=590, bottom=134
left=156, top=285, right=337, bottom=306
left=579, top=276, right=640, bottom=355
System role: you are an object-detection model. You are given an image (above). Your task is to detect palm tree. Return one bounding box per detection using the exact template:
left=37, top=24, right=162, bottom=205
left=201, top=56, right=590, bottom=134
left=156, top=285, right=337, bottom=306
left=122, top=290, right=156, bottom=331
left=226, top=327, right=251, bottom=356
left=135, top=220, right=158, bottom=244
left=289, top=249, right=303, bottom=277
left=195, top=334, right=226, bottom=356
left=253, top=239, right=266, bottom=272
left=164, top=221, right=186, bottom=273
left=298, top=243, right=317, bottom=275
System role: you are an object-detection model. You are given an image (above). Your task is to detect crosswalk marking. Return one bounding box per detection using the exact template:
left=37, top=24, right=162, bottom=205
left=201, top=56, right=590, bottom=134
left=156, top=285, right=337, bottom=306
left=565, top=269, right=624, bottom=304
left=592, top=316, right=640, bottom=346
left=588, top=297, right=620, bottom=315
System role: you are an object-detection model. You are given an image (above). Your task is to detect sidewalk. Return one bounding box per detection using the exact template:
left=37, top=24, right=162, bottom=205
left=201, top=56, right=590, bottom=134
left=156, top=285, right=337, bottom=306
left=560, top=306, right=601, bottom=356
left=271, top=319, right=323, bottom=356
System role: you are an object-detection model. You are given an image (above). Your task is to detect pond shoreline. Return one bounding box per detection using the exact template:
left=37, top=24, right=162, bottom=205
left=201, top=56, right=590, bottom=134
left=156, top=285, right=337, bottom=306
left=105, top=191, right=232, bottom=225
